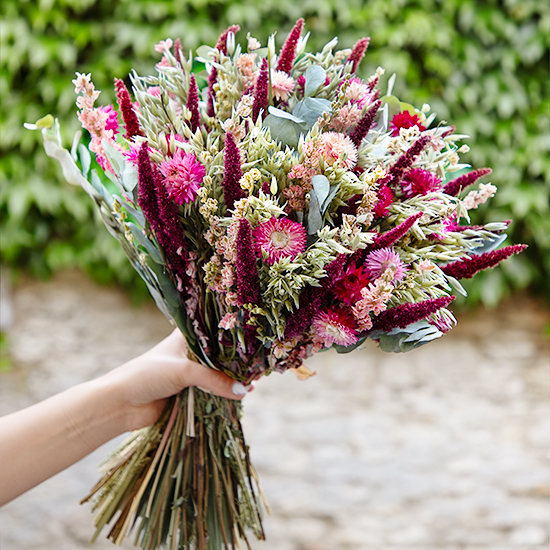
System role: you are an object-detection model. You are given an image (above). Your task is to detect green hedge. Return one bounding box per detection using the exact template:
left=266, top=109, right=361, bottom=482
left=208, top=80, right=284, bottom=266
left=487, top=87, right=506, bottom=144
left=1, top=0, right=549, bottom=304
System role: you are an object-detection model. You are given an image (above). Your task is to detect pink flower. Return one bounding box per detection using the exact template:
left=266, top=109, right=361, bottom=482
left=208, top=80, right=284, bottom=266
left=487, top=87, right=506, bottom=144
left=333, top=263, right=371, bottom=306
left=345, top=77, right=372, bottom=109
left=312, top=307, right=359, bottom=348
left=253, top=217, right=307, bottom=265
left=270, top=69, right=296, bottom=102
left=364, top=247, right=406, bottom=282
left=159, top=149, right=206, bottom=204
left=390, top=111, right=426, bottom=137
left=99, top=105, right=119, bottom=134
left=401, top=168, right=442, bottom=198
left=320, top=132, right=357, bottom=169
left=154, top=39, right=173, bottom=53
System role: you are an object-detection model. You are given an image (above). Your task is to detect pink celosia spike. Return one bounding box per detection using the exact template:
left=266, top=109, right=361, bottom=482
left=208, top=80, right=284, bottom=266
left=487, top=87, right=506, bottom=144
left=370, top=296, right=455, bottom=333
left=348, top=37, right=370, bottom=74
left=443, top=168, right=492, bottom=197
left=187, top=74, right=201, bottom=132
left=137, top=142, right=160, bottom=232
left=114, top=78, right=143, bottom=140
left=371, top=212, right=424, bottom=251
left=252, top=58, right=269, bottom=122
left=441, top=244, right=527, bottom=280
left=276, top=18, right=305, bottom=75
left=215, top=25, right=241, bottom=55
left=349, top=99, right=382, bottom=148
left=284, top=286, right=324, bottom=339
left=222, top=132, right=245, bottom=211
left=236, top=218, right=262, bottom=306
left=382, top=134, right=431, bottom=188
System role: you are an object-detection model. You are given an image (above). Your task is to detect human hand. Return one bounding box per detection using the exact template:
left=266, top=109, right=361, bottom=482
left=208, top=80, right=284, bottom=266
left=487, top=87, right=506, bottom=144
left=102, top=329, right=252, bottom=432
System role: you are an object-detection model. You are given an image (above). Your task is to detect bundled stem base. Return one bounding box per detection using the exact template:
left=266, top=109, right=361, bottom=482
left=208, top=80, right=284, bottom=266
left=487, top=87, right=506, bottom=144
left=82, top=387, right=266, bottom=549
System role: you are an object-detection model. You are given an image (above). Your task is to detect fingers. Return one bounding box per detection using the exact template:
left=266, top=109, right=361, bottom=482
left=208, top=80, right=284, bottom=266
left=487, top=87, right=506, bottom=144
left=182, top=360, right=252, bottom=400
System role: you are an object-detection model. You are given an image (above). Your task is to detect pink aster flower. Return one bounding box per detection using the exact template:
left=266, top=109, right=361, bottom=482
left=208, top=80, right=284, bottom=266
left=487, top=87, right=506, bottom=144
left=390, top=111, right=426, bottom=137
left=270, top=70, right=296, bottom=102
left=159, top=149, right=206, bottom=205
left=364, top=247, right=406, bottom=282
left=333, top=263, right=371, bottom=306
left=312, top=307, right=359, bottom=348
left=253, top=217, right=307, bottom=265
left=401, top=168, right=442, bottom=198
left=320, top=132, right=358, bottom=169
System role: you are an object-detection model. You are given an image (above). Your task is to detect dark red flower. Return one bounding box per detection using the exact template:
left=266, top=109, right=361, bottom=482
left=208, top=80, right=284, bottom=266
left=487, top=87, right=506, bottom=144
left=333, top=263, right=371, bottom=306
left=276, top=18, right=304, bottom=75
left=390, top=111, right=426, bottom=137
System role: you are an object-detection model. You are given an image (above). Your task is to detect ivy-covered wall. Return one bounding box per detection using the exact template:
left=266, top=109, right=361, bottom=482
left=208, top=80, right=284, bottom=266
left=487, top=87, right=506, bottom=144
left=1, top=0, right=549, bottom=304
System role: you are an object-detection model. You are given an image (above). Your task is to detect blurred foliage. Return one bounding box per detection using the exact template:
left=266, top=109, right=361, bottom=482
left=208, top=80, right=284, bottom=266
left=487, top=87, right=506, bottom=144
left=1, top=0, right=549, bottom=305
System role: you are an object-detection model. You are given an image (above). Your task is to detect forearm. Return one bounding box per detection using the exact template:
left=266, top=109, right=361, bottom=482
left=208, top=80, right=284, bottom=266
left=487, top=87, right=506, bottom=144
left=0, top=377, right=126, bottom=505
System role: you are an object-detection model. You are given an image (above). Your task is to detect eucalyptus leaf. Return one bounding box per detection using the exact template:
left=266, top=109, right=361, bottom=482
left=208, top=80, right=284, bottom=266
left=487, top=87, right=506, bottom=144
left=307, top=188, right=323, bottom=235
left=321, top=183, right=341, bottom=213
left=78, top=143, right=91, bottom=179
left=266, top=105, right=304, bottom=123
left=311, top=175, right=330, bottom=210
left=472, top=233, right=507, bottom=254
left=303, top=65, right=326, bottom=97
left=127, top=222, right=164, bottom=264
left=90, top=170, right=114, bottom=206
left=146, top=257, right=181, bottom=308
left=263, top=114, right=300, bottom=148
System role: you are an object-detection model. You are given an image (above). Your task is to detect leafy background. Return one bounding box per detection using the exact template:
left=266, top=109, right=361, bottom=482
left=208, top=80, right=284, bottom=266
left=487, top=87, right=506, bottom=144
left=1, top=0, right=549, bottom=305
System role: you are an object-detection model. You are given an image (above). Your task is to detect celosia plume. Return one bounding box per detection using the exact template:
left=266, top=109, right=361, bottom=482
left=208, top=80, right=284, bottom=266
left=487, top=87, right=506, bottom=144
left=370, top=212, right=424, bottom=252
left=276, top=18, right=304, bottom=74
left=252, top=58, right=269, bottom=122
left=222, top=132, right=245, bottom=211
left=215, top=25, right=241, bottom=55
left=441, top=244, right=527, bottom=280
left=349, top=99, right=381, bottom=148
left=114, top=78, right=143, bottom=139
left=137, top=142, right=161, bottom=233
left=236, top=218, right=262, bottom=305
left=348, top=37, right=370, bottom=74
left=443, top=168, right=492, bottom=197
left=369, top=296, right=455, bottom=333
left=382, top=134, right=431, bottom=188
left=186, top=74, right=201, bottom=133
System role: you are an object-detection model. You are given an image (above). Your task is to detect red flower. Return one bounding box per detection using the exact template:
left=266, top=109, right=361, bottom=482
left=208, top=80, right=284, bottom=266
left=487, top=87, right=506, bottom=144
left=390, top=111, right=426, bottom=137
left=333, top=263, right=371, bottom=306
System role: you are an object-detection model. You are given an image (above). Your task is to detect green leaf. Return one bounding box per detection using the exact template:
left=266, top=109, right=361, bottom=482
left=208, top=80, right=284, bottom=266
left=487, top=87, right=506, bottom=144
left=303, top=65, right=326, bottom=97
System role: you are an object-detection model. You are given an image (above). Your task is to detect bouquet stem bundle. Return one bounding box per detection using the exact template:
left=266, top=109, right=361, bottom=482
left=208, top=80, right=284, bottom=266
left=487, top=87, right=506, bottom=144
left=82, top=385, right=266, bottom=549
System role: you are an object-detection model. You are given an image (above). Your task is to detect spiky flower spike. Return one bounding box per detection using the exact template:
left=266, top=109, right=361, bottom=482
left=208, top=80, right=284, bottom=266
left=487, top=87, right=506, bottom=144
left=114, top=78, right=143, bottom=140
left=222, top=132, right=245, bottom=211
left=370, top=212, right=424, bottom=252
left=382, top=134, right=431, bottom=188
left=441, top=244, right=527, bottom=280
left=215, top=24, right=241, bottom=55
left=443, top=167, right=493, bottom=197
left=370, top=296, right=455, bottom=333
left=173, top=38, right=183, bottom=66
left=236, top=218, right=262, bottom=306
left=349, top=99, right=382, bottom=148
left=276, top=18, right=305, bottom=75
left=137, top=142, right=161, bottom=233
left=252, top=58, right=269, bottom=123
left=348, top=37, right=370, bottom=74
left=186, top=74, right=201, bottom=133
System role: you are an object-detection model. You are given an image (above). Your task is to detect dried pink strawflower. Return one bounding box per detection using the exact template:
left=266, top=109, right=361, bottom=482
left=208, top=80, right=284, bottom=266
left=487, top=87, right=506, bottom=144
left=270, top=70, right=296, bottom=102
left=253, top=217, right=307, bottom=265
left=312, top=307, right=359, bottom=348
left=364, top=247, right=406, bottom=282
left=159, top=149, right=205, bottom=205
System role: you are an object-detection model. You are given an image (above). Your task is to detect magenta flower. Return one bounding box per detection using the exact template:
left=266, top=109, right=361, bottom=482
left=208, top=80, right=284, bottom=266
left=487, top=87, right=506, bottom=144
left=276, top=18, right=304, bottom=75
left=369, top=212, right=424, bottom=251
left=348, top=37, right=370, bottom=74
left=401, top=168, right=442, bottom=198
left=236, top=218, right=262, bottom=306
left=333, top=263, right=371, bottom=306
left=253, top=217, right=307, bottom=265
left=373, top=185, right=394, bottom=217
left=99, top=105, right=119, bottom=134
left=222, top=132, right=245, bottom=211
left=312, top=307, right=359, bottom=348
left=252, top=58, right=269, bottom=122
left=440, top=244, right=527, bottom=280
left=390, top=111, right=426, bottom=137
left=370, top=296, right=455, bottom=333
left=364, top=247, right=406, bottom=282
left=114, top=78, right=143, bottom=139
left=186, top=74, right=201, bottom=133
left=349, top=99, right=381, bottom=148
left=443, top=168, right=492, bottom=197
left=159, top=149, right=205, bottom=205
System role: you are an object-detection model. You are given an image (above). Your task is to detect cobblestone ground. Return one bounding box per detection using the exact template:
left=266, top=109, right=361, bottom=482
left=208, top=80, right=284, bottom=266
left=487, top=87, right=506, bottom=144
left=0, top=270, right=549, bottom=550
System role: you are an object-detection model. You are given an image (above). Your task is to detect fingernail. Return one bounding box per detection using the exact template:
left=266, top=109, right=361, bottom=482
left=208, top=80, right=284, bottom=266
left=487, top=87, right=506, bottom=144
left=232, top=382, right=247, bottom=396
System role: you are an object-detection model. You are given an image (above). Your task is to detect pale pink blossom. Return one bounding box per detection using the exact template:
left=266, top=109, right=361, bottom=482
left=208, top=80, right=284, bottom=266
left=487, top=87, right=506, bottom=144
left=270, top=70, right=295, bottom=102
left=154, top=39, right=173, bottom=53
left=219, top=312, right=238, bottom=330
left=320, top=132, right=357, bottom=169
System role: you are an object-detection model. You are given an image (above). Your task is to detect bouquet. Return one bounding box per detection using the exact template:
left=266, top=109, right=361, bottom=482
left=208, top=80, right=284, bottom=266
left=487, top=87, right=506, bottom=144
left=30, top=19, right=525, bottom=549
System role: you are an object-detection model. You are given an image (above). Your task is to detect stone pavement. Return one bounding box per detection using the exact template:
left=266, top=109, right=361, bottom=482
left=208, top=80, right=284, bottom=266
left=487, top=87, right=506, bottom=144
left=0, top=270, right=549, bottom=550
